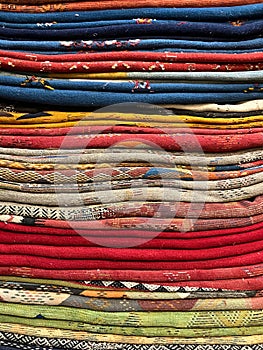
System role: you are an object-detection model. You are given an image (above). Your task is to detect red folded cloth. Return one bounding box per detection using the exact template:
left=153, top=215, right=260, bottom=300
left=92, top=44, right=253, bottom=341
left=1, top=126, right=263, bottom=136
left=0, top=133, right=262, bottom=152
left=1, top=51, right=263, bottom=64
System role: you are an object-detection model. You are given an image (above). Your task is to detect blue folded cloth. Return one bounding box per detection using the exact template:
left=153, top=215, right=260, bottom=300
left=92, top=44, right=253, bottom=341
left=1, top=38, right=263, bottom=53
left=0, top=20, right=262, bottom=40
left=0, top=3, right=262, bottom=23
left=0, top=84, right=262, bottom=107
left=1, top=72, right=263, bottom=94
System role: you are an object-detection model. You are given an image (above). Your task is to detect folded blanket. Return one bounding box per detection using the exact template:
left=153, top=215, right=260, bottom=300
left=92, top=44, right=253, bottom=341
left=0, top=276, right=257, bottom=297
left=0, top=3, right=262, bottom=23
left=3, top=262, right=263, bottom=283
left=2, top=166, right=262, bottom=184
left=0, top=0, right=262, bottom=13
left=165, top=99, right=263, bottom=112
left=5, top=236, right=263, bottom=260
left=3, top=286, right=263, bottom=310
left=0, top=342, right=263, bottom=350
left=4, top=59, right=262, bottom=74
left=5, top=301, right=263, bottom=328
left=1, top=0, right=262, bottom=7
left=2, top=98, right=263, bottom=115
left=2, top=225, right=263, bottom=249
left=1, top=21, right=263, bottom=42
left=2, top=328, right=263, bottom=348
left=2, top=38, right=263, bottom=53
left=2, top=217, right=263, bottom=234
left=49, top=70, right=263, bottom=81
left=0, top=50, right=261, bottom=62
left=3, top=109, right=263, bottom=126
left=0, top=147, right=260, bottom=166
left=3, top=73, right=263, bottom=96
left=3, top=313, right=263, bottom=337
left=1, top=18, right=263, bottom=33
left=0, top=148, right=261, bottom=166
left=0, top=183, right=262, bottom=205
left=2, top=85, right=263, bottom=106
left=0, top=194, right=262, bottom=221
left=1, top=171, right=261, bottom=193
left=1, top=342, right=263, bottom=350
left=1, top=126, right=263, bottom=136
left=0, top=132, right=262, bottom=151
left=2, top=50, right=263, bottom=64
left=4, top=242, right=263, bottom=272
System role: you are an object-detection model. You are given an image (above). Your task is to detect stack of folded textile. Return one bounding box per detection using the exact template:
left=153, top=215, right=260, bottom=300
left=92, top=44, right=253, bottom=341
left=0, top=0, right=263, bottom=350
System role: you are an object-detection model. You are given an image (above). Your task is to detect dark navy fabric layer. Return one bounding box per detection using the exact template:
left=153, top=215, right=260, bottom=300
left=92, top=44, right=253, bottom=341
left=0, top=18, right=258, bottom=30
left=0, top=21, right=262, bottom=40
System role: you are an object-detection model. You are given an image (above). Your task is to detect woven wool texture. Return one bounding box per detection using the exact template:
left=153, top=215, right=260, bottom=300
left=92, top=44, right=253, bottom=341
left=0, top=1, right=263, bottom=350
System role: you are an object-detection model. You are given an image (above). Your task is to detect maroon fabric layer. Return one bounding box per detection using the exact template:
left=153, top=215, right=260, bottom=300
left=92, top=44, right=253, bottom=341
left=1, top=265, right=262, bottom=290
left=1, top=51, right=263, bottom=63
left=1, top=126, right=263, bottom=136
left=1, top=264, right=263, bottom=283
left=0, top=133, right=262, bottom=152
left=0, top=57, right=262, bottom=73
left=35, top=213, right=263, bottom=231
left=1, top=227, right=263, bottom=248
left=3, top=250, right=263, bottom=270
left=1, top=219, right=263, bottom=237
left=2, top=238, right=263, bottom=260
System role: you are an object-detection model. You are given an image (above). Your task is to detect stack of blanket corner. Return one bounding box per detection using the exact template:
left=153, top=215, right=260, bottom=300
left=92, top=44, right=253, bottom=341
left=0, top=0, right=263, bottom=350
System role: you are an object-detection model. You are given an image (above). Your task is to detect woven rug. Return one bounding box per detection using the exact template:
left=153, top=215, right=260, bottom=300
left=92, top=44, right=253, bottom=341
left=0, top=0, right=263, bottom=349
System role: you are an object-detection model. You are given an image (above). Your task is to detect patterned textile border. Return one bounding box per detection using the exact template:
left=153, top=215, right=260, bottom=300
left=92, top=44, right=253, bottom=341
left=2, top=166, right=263, bottom=184
left=0, top=196, right=262, bottom=220
left=2, top=339, right=263, bottom=350
left=2, top=214, right=263, bottom=236
left=1, top=328, right=263, bottom=345
left=1, top=277, right=254, bottom=297
left=0, top=182, right=261, bottom=205
left=0, top=157, right=261, bottom=170
left=1, top=171, right=262, bottom=193
left=1, top=196, right=262, bottom=221
left=1, top=341, right=263, bottom=350
left=1, top=287, right=263, bottom=311
left=8, top=301, right=263, bottom=329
